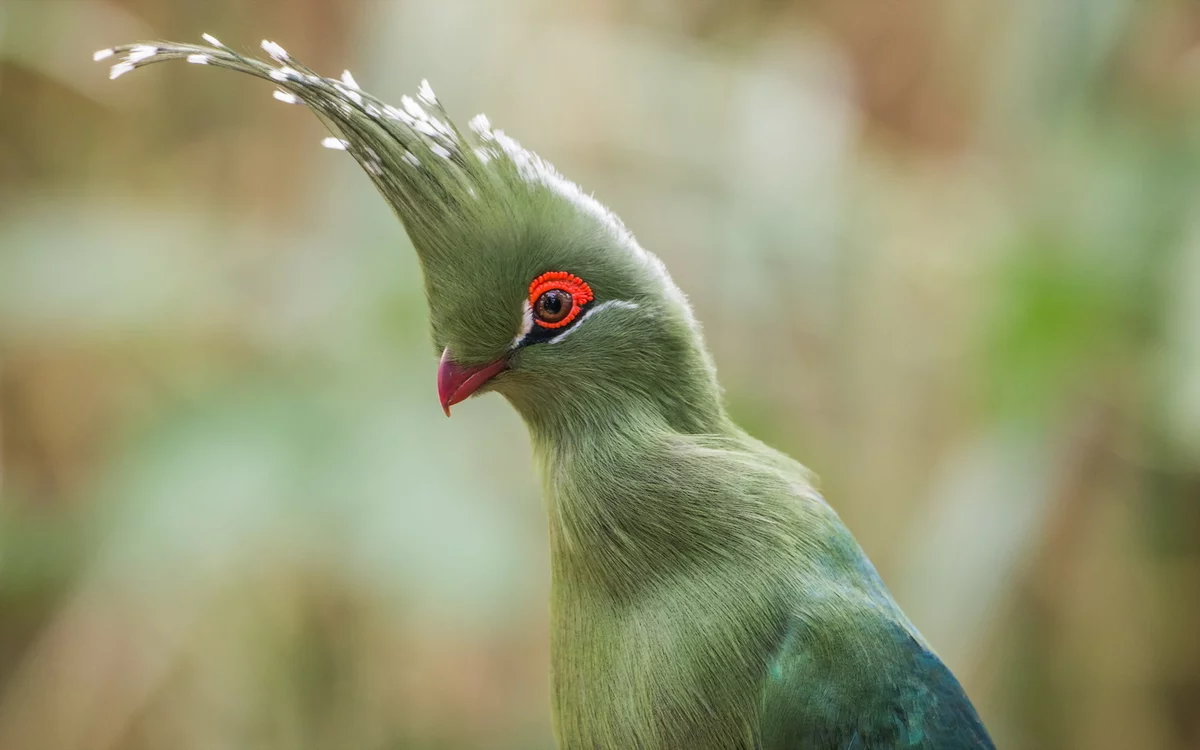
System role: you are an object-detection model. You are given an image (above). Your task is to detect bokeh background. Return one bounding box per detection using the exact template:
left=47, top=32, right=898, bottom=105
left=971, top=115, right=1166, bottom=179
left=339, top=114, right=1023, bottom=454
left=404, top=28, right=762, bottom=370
left=2, top=1, right=1199, bottom=748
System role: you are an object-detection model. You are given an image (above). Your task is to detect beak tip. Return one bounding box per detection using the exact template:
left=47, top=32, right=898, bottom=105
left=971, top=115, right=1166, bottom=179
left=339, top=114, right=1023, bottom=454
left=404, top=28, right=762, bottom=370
left=436, top=347, right=507, bottom=417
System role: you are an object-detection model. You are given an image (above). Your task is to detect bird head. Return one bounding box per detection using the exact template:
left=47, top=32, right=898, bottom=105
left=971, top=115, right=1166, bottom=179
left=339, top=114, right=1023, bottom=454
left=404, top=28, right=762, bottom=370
left=99, top=37, right=723, bottom=433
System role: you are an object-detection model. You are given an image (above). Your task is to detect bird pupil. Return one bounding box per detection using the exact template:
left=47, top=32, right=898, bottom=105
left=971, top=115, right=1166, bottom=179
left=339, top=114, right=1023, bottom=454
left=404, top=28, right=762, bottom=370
left=535, top=290, right=572, bottom=323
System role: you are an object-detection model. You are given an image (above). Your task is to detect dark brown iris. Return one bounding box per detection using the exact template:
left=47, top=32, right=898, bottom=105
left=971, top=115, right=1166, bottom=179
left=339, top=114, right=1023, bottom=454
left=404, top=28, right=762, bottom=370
left=534, top=289, right=573, bottom=324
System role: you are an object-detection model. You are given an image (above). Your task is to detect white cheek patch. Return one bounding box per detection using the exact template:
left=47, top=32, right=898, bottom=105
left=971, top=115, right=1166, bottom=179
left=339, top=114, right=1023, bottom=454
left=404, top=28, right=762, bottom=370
left=511, top=299, right=534, bottom=350
left=548, top=300, right=639, bottom=344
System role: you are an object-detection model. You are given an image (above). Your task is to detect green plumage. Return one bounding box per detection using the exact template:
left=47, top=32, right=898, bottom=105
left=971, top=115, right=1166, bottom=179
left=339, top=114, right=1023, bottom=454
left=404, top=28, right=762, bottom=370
left=101, top=37, right=995, bottom=749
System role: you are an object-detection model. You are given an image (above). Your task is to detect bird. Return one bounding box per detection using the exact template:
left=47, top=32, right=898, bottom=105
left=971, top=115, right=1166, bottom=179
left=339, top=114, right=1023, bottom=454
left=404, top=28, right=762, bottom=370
left=96, top=36, right=996, bottom=750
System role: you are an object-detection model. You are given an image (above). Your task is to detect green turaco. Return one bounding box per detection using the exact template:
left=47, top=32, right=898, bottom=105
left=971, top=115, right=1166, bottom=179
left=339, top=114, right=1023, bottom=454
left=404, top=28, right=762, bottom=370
left=98, top=37, right=995, bottom=749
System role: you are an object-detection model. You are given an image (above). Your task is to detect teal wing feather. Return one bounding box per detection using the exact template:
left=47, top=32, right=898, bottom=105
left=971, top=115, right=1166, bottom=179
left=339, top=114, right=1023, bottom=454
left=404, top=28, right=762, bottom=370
left=762, top=614, right=994, bottom=749
left=753, top=485, right=995, bottom=750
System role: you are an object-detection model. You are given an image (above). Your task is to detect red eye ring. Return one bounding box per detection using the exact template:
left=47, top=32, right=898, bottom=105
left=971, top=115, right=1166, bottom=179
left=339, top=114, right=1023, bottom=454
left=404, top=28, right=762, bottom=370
left=529, top=272, right=593, bottom=329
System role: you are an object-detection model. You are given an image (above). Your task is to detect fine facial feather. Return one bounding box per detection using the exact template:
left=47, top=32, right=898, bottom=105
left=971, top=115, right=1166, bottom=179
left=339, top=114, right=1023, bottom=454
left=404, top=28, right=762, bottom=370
left=99, top=37, right=994, bottom=749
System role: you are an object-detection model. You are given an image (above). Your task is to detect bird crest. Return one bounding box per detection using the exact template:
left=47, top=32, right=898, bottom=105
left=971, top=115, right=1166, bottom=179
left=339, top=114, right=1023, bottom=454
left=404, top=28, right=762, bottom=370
left=95, top=35, right=635, bottom=264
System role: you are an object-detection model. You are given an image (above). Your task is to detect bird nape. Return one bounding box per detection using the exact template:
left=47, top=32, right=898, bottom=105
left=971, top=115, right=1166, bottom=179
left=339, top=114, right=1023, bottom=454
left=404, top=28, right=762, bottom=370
left=97, top=36, right=996, bottom=750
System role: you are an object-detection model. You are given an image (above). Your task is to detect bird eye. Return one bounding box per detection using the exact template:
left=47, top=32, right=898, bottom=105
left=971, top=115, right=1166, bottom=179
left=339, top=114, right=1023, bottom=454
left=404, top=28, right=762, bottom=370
left=528, top=271, right=594, bottom=329
left=534, top=289, right=572, bottom=323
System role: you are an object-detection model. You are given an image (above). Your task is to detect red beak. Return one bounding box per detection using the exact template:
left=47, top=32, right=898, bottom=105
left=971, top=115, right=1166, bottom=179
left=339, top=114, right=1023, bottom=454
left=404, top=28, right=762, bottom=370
left=436, top=348, right=508, bottom=416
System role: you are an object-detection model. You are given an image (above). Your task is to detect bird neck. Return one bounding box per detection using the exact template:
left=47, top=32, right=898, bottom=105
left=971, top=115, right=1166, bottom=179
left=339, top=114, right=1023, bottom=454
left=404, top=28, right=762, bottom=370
left=512, top=370, right=757, bottom=596
left=501, top=320, right=751, bottom=590
left=517, top=387, right=730, bottom=445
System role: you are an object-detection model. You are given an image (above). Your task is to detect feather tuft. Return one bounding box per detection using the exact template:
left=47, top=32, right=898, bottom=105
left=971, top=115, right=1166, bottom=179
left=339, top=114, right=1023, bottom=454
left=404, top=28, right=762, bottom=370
left=128, top=44, right=158, bottom=63
left=336, top=84, right=363, bottom=106
left=260, top=40, right=289, bottom=61
left=417, top=79, right=437, bottom=104
left=400, top=95, right=426, bottom=121
left=468, top=113, right=492, bottom=135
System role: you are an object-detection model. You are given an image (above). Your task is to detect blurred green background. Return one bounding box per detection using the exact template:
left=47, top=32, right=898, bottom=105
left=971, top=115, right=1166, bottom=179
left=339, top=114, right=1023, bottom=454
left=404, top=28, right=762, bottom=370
left=2, top=1, right=1199, bottom=748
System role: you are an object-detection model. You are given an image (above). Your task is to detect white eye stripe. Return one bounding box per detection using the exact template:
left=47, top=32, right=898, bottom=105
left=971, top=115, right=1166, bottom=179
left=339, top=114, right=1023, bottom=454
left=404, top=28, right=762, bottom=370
left=547, top=300, right=638, bottom=344
left=509, top=299, right=638, bottom=350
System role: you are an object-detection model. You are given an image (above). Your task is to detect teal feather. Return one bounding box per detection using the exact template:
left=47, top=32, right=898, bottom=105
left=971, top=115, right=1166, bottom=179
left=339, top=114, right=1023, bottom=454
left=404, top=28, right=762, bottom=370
left=100, top=37, right=995, bottom=749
